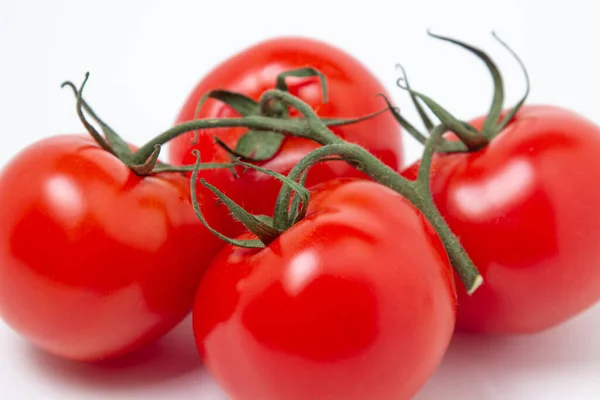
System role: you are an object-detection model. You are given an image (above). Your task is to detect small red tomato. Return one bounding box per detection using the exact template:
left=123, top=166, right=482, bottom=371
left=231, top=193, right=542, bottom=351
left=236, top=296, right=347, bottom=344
left=169, top=36, right=402, bottom=218
left=193, top=179, right=456, bottom=400
left=402, top=105, right=600, bottom=333
left=0, top=134, right=226, bottom=361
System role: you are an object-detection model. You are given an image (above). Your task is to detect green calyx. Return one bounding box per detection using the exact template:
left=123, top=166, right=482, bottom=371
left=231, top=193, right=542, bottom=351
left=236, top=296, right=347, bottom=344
left=189, top=67, right=330, bottom=162
left=387, top=31, right=531, bottom=154
left=61, top=73, right=236, bottom=177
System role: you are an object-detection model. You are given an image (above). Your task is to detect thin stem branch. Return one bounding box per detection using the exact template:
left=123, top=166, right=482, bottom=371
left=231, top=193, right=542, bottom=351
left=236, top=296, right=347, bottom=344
left=415, top=125, right=483, bottom=294
left=132, top=116, right=323, bottom=164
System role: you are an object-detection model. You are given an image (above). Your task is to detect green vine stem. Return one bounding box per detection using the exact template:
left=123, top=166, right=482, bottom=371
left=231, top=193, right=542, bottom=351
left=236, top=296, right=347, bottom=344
left=188, top=88, right=484, bottom=294
left=130, top=104, right=388, bottom=165
left=267, top=133, right=482, bottom=294
left=64, top=71, right=483, bottom=292
left=62, top=72, right=385, bottom=176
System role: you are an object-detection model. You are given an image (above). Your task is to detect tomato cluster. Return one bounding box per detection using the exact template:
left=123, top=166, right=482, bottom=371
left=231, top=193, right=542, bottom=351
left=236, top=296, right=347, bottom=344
left=0, top=34, right=599, bottom=400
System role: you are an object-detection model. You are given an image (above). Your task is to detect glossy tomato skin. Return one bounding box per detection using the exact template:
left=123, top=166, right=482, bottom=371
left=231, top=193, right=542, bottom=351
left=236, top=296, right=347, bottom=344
left=403, top=105, right=600, bottom=334
left=193, top=179, right=456, bottom=400
left=0, top=135, right=226, bottom=361
left=169, top=36, right=402, bottom=218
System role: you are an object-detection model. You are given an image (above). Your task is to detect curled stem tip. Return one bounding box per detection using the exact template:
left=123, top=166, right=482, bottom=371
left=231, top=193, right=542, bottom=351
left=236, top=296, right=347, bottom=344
left=60, top=80, right=76, bottom=91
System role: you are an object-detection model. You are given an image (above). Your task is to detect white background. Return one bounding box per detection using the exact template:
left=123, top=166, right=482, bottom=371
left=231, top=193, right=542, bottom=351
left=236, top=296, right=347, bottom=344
left=1, top=0, right=600, bottom=399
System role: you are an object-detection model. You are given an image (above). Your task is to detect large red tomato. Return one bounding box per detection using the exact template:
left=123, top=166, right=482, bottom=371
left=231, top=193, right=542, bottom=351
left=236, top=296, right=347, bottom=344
left=402, top=105, right=600, bottom=333
left=0, top=134, right=226, bottom=361
left=193, top=179, right=456, bottom=400
left=169, top=36, right=402, bottom=218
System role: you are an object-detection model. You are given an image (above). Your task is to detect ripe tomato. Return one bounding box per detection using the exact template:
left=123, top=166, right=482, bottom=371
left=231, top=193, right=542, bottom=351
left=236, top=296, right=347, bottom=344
left=169, top=36, right=402, bottom=218
left=402, top=105, right=600, bottom=333
left=0, top=134, right=226, bottom=361
left=193, top=179, right=456, bottom=400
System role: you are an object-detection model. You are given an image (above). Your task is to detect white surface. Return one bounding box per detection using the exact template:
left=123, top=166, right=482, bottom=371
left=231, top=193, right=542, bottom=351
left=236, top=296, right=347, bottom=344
left=1, top=0, right=600, bottom=398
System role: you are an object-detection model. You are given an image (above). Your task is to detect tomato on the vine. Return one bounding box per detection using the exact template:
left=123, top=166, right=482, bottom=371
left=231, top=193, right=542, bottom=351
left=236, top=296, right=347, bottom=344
left=402, top=104, right=600, bottom=333
left=169, top=36, right=403, bottom=218
left=0, top=134, right=226, bottom=361
left=192, top=178, right=456, bottom=400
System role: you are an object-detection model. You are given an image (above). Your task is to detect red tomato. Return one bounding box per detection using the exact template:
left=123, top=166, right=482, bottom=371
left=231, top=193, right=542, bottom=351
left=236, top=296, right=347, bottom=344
left=193, top=179, right=456, bottom=400
left=169, top=36, right=402, bottom=218
left=402, top=105, right=600, bottom=333
left=0, top=134, right=226, bottom=361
